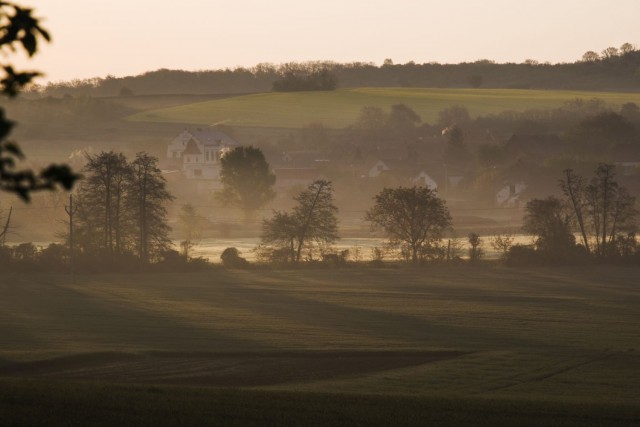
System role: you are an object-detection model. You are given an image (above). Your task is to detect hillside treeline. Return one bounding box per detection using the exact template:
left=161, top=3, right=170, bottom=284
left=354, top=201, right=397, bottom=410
left=32, top=46, right=640, bottom=97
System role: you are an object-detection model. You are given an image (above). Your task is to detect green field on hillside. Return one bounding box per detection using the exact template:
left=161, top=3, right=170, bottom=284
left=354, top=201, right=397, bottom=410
left=1, top=266, right=639, bottom=425
left=127, top=88, right=640, bottom=129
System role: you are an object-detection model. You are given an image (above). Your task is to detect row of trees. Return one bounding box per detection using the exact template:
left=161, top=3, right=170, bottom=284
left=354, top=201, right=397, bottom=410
left=208, top=146, right=640, bottom=267
left=581, top=43, right=637, bottom=62
left=73, top=151, right=173, bottom=264
left=272, top=66, right=338, bottom=92
left=522, top=164, right=638, bottom=263
left=259, top=182, right=453, bottom=265
left=32, top=42, right=640, bottom=97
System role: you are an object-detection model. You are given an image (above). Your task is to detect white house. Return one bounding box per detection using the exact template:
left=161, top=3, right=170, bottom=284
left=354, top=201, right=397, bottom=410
left=411, top=171, right=438, bottom=190
left=496, top=181, right=527, bottom=206
left=166, top=128, right=239, bottom=184
left=366, top=160, right=390, bottom=178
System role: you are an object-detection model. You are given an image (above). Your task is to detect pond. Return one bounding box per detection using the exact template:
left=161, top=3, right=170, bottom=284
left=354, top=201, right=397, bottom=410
left=187, top=235, right=536, bottom=263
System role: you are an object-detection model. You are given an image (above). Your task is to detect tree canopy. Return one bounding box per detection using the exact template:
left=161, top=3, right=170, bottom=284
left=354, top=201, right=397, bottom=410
left=261, top=180, right=339, bottom=263
left=522, top=196, right=576, bottom=258
left=216, top=146, right=276, bottom=219
left=365, top=187, right=452, bottom=263
left=75, top=151, right=173, bottom=264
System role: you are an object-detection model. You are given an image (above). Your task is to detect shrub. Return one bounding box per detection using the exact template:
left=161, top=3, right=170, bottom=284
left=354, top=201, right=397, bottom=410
left=504, top=245, right=542, bottom=266
left=40, top=243, right=68, bottom=272
left=220, top=247, right=249, bottom=268
left=321, top=250, right=349, bottom=267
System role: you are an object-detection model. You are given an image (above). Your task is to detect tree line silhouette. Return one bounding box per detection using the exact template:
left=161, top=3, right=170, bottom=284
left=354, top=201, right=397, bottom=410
left=31, top=44, right=640, bottom=97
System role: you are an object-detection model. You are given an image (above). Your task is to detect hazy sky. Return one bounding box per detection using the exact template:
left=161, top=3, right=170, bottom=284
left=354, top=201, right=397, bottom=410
left=15, top=0, right=640, bottom=82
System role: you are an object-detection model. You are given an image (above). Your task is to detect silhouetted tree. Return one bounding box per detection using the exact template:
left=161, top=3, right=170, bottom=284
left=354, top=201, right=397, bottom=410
left=559, top=169, right=591, bottom=254
left=365, top=187, right=452, bottom=263
left=489, top=233, right=514, bottom=257
left=0, top=205, right=12, bottom=246
left=128, top=153, right=173, bottom=263
left=76, top=151, right=133, bottom=256
left=581, top=51, right=600, bottom=62
left=220, top=247, right=249, bottom=268
left=386, top=104, right=421, bottom=131
left=260, top=211, right=298, bottom=263
left=74, top=151, right=174, bottom=265
left=261, top=180, right=339, bottom=263
left=565, top=112, right=636, bottom=150
left=558, top=165, right=638, bottom=260
left=177, top=203, right=206, bottom=259
left=216, top=146, right=276, bottom=220
left=468, top=233, right=483, bottom=262
left=620, top=42, right=636, bottom=55
left=601, top=46, right=619, bottom=59
left=522, top=197, right=575, bottom=257
left=272, top=66, right=337, bottom=92
left=586, top=164, right=637, bottom=258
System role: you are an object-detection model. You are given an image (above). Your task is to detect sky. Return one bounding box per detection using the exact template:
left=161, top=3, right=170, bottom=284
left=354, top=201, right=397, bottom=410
left=13, top=0, right=640, bottom=82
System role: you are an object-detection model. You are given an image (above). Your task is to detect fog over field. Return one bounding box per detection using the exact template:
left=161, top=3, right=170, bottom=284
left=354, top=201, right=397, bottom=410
left=1, top=1, right=640, bottom=426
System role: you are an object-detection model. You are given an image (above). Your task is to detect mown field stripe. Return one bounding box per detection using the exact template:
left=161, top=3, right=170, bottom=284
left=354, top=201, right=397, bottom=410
left=127, top=87, right=640, bottom=128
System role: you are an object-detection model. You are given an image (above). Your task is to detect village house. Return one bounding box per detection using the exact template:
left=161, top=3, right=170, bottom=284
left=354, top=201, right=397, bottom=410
left=362, top=157, right=463, bottom=193
left=165, top=128, right=239, bottom=189
left=496, top=181, right=527, bottom=206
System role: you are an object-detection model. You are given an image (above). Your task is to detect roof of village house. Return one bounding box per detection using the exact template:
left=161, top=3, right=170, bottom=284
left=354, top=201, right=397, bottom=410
left=177, top=128, right=239, bottom=147
left=183, top=138, right=202, bottom=155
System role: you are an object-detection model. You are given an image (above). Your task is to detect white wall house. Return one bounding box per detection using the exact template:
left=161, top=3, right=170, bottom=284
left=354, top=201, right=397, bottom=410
left=496, top=181, right=527, bottom=206
left=167, top=129, right=239, bottom=185
left=367, top=160, right=390, bottom=178
left=411, top=171, right=438, bottom=190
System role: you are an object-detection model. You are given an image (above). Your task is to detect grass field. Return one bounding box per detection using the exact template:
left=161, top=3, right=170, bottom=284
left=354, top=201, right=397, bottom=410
left=0, top=266, right=639, bottom=424
left=127, top=87, right=640, bottom=129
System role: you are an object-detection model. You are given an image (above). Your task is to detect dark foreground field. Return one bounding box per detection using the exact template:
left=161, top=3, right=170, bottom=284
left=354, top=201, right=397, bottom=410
left=0, top=266, right=639, bottom=425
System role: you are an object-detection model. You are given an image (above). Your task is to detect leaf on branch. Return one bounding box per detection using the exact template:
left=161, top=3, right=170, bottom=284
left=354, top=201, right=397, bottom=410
left=3, top=140, right=23, bottom=158
left=39, top=164, right=81, bottom=190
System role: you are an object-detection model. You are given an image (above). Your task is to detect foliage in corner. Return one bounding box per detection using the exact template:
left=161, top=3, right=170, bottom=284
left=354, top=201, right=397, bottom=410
left=0, top=2, right=80, bottom=200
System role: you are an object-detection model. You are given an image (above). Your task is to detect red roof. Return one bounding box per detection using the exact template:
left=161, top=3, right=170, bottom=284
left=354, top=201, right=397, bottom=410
left=183, top=138, right=202, bottom=155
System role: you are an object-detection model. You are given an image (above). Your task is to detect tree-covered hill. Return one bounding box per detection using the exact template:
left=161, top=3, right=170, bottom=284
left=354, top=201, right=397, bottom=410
left=33, top=48, right=640, bottom=97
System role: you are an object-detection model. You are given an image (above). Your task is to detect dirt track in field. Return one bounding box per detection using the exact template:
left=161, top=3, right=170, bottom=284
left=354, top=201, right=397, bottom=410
left=0, top=351, right=467, bottom=387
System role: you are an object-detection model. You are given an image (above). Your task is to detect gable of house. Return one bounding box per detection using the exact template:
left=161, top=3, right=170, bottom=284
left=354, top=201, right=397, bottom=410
left=367, top=160, right=390, bottom=178
left=496, top=181, right=527, bottom=206
left=412, top=171, right=438, bottom=190
left=167, top=128, right=239, bottom=160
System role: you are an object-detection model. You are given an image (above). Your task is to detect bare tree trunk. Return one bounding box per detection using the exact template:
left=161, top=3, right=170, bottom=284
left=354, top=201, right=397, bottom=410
left=295, top=181, right=326, bottom=263
left=562, top=169, right=590, bottom=254
left=104, top=165, right=112, bottom=253
left=0, top=206, right=12, bottom=245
